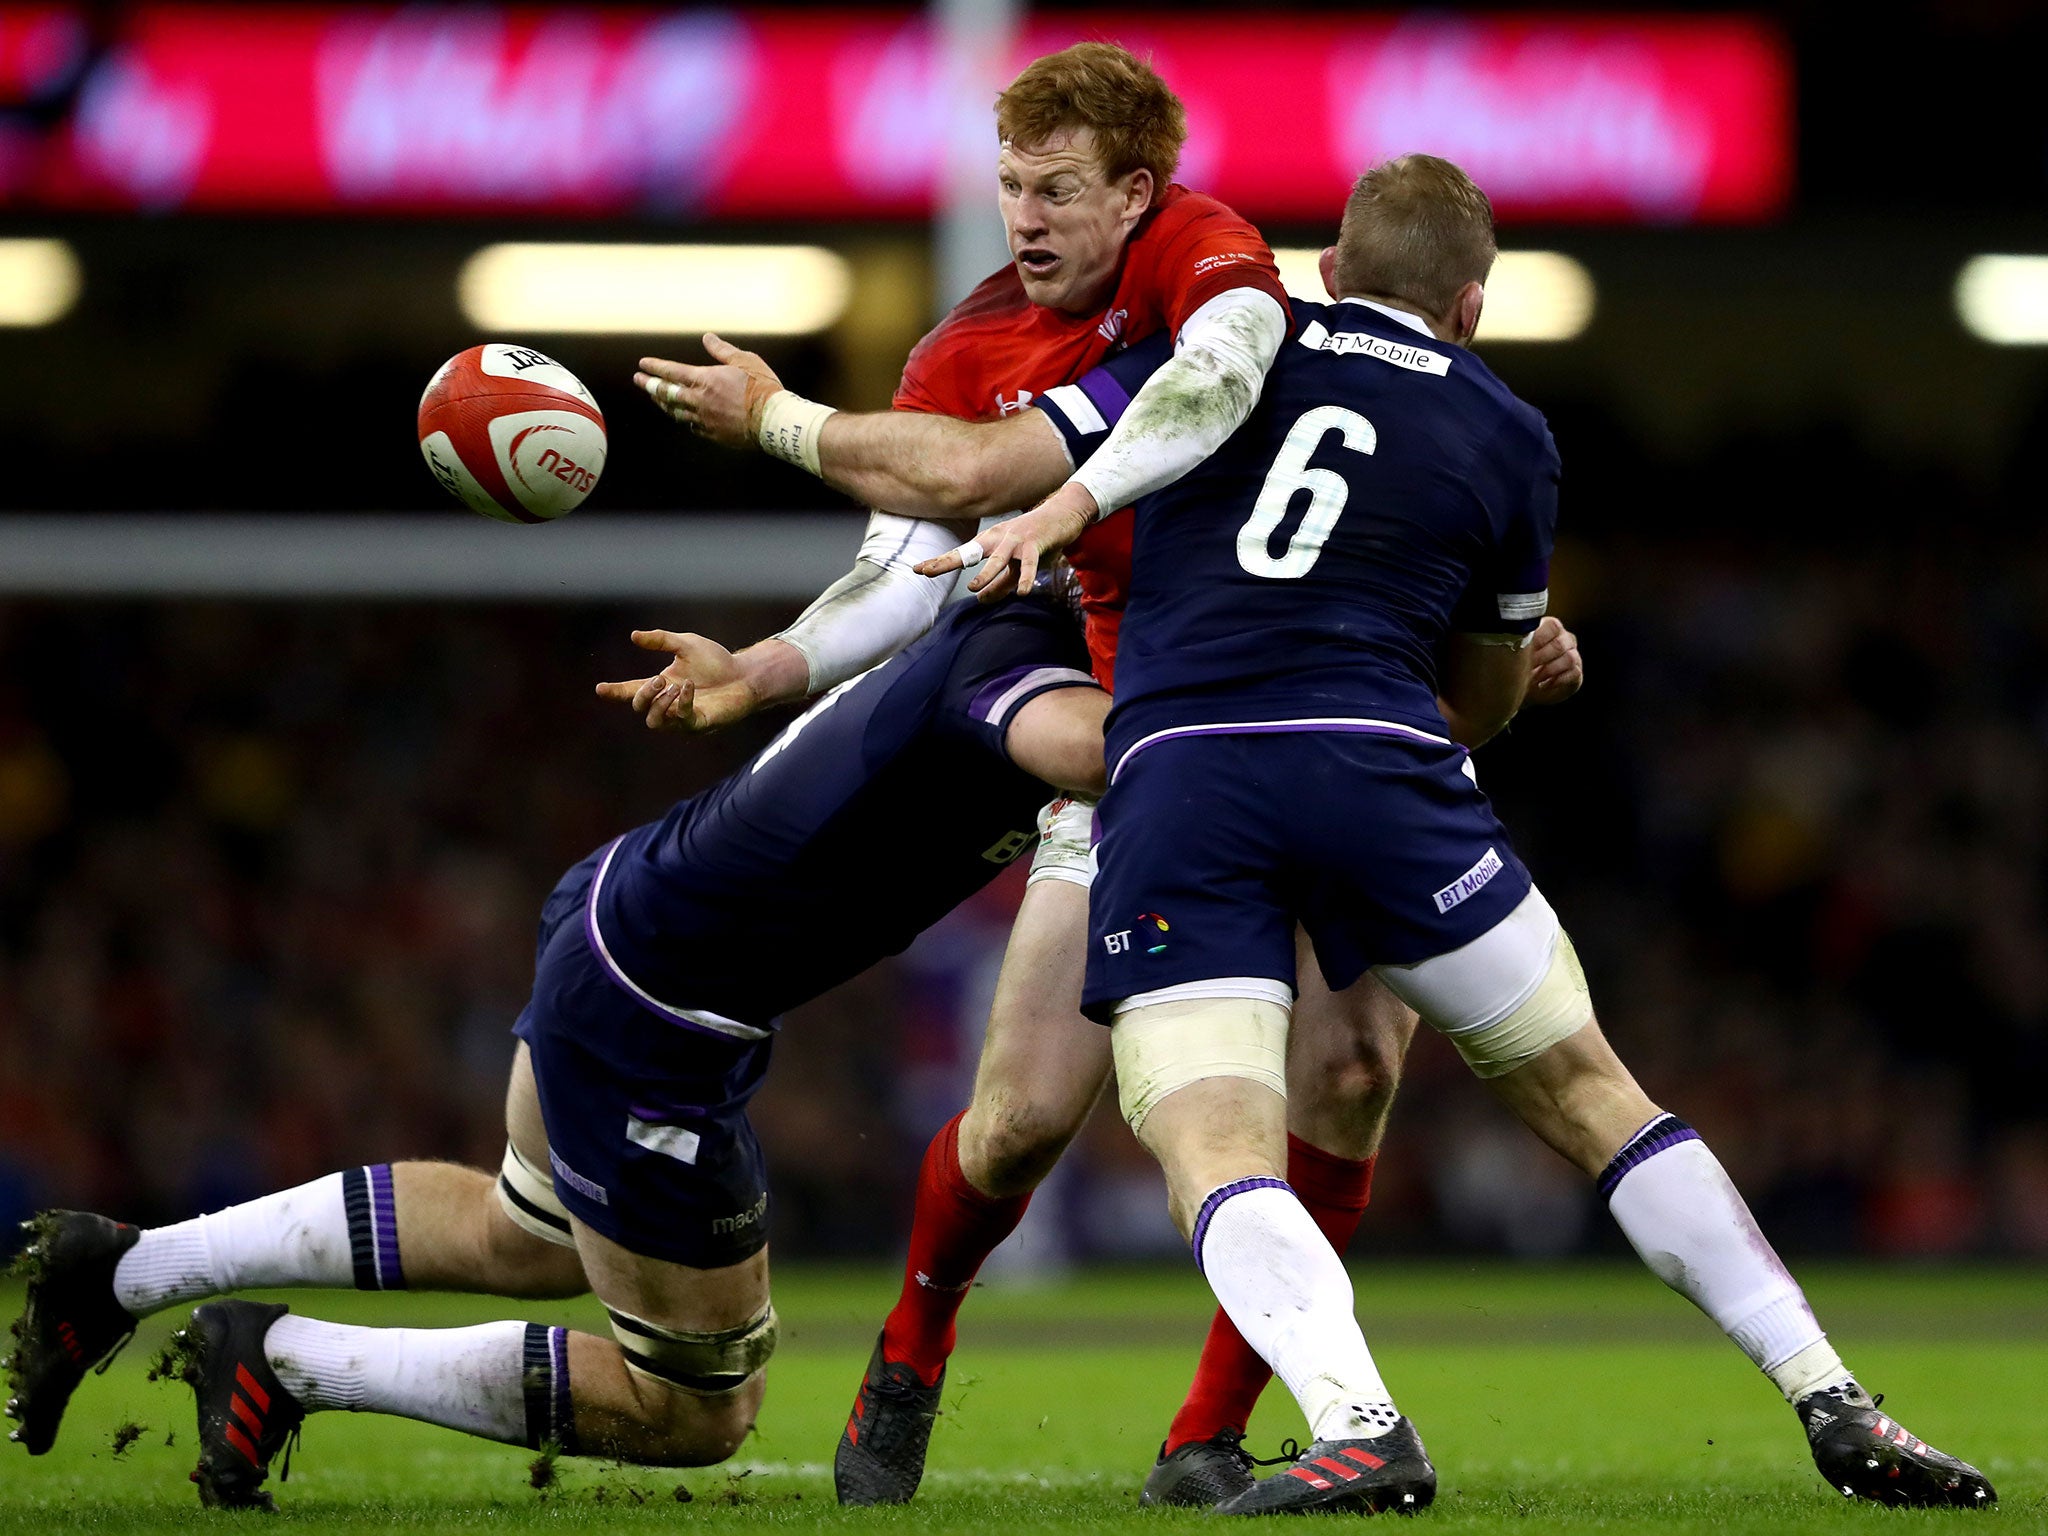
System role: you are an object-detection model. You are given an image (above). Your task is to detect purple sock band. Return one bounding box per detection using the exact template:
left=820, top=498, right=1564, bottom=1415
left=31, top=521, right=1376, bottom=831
left=549, top=1325, right=574, bottom=1454
left=1191, top=1177, right=1294, bottom=1277
left=341, top=1164, right=406, bottom=1290
left=1596, top=1113, right=1700, bottom=1199
left=369, top=1162, right=405, bottom=1290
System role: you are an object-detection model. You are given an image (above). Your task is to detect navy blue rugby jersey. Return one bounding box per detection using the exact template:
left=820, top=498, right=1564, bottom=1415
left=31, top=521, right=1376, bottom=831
left=1037, top=298, right=1558, bottom=778
left=588, top=595, right=1096, bottom=1035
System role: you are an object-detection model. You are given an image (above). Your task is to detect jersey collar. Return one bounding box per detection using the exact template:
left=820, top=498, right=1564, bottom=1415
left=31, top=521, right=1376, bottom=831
left=1340, top=296, right=1436, bottom=339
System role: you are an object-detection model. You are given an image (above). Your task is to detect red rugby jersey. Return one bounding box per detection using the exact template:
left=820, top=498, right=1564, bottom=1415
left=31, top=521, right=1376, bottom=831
left=894, top=184, right=1286, bottom=690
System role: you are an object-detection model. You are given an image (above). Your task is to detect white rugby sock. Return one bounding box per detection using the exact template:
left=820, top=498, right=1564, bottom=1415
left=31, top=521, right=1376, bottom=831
left=1193, top=1179, right=1400, bottom=1442
left=1601, top=1115, right=1861, bottom=1404
left=264, top=1315, right=574, bottom=1449
left=113, top=1166, right=407, bottom=1316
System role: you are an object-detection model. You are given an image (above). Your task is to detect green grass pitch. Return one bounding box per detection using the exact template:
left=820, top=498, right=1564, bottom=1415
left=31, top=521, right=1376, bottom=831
left=3, top=1263, right=2041, bottom=1534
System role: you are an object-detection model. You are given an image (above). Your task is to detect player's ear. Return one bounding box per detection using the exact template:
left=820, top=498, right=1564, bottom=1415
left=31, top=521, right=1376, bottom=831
left=1451, top=280, right=1484, bottom=345
left=1123, top=166, right=1155, bottom=222
left=1318, top=246, right=1341, bottom=300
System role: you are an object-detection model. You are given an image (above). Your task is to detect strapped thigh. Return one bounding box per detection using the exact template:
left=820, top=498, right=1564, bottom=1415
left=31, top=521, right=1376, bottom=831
left=497, top=1141, right=577, bottom=1249
left=1373, top=887, right=1593, bottom=1078
left=1111, top=991, right=1290, bottom=1133
left=607, top=1301, right=779, bottom=1396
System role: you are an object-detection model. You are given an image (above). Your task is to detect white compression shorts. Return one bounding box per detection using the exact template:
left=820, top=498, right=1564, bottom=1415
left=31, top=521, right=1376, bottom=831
left=1372, top=886, right=1593, bottom=1077
left=1026, top=795, right=1097, bottom=889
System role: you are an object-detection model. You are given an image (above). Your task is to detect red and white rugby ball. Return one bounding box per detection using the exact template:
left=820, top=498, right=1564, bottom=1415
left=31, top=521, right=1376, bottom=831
left=417, top=344, right=607, bottom=523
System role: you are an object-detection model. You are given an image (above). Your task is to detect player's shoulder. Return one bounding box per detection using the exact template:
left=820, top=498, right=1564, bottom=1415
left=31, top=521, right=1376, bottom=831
left=898, top=265, right=1037, bottom=409
left=1142, top=183, right=1262, bottom=243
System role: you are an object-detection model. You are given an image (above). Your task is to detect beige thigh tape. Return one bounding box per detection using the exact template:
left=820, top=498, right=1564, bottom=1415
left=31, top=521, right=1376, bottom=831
left=1111, top=997, right=1289, bottom=1132
left=607, top=1301, right=779, bottom=1396
left=497, top=1142, right=577, bottom=1249
left=1446, top=928, right=1593, bottom=1078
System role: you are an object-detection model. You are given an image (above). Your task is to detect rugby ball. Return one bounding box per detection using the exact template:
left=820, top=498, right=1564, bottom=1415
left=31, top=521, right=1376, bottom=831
left=417, top=344, right=607, bottom=523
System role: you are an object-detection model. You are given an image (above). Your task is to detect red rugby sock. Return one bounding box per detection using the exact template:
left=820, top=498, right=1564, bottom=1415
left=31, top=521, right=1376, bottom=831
left=1163, top=1135, right=1375, bottom=1453
left=879, top=1111, right=1031, bottom=1385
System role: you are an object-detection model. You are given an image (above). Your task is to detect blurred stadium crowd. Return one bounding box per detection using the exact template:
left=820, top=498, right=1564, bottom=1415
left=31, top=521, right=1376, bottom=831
left=2, top=409, right=2043, bottom=1265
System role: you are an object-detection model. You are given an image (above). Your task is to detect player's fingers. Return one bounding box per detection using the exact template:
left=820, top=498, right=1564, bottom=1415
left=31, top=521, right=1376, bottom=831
left=1014, top=542, right=1041, bottom=597
left=966, top=537, right=1015, bottom=594
left=594, top=679, right=642, bottom=704
left=976, top=565, right=1019, bottom=603
left=631, top=676, right=668, bottom=714
left=702, top=333, right=743, bottom=363
left=630, top=629, right=689, bottom=655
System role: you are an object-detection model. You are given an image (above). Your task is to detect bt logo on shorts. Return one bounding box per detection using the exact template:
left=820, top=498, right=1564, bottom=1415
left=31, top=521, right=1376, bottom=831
left=1104, top=913, right=1171, bottom=955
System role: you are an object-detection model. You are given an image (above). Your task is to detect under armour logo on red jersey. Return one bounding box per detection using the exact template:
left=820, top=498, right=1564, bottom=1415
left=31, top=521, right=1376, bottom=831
left=995, top=390, right=1034, bottom=415
left=1096, top=307, right=1128, bottom=343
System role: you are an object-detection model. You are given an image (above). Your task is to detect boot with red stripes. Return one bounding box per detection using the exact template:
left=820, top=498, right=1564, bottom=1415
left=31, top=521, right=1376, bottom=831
left=1795, top=1388, right=1994, bottom=1508
left=173, top=1300, right=306, bottom=1511
left=1212, top=1418, right=1436, bottom=1517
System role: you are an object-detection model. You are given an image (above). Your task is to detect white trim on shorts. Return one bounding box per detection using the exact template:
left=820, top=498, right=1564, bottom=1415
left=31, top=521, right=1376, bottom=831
left=585, top=839, right=773, bottom=1042
left=1114, top=976, right=1295, bottom=1016
left=1110, top=717, right=1453, bottom=783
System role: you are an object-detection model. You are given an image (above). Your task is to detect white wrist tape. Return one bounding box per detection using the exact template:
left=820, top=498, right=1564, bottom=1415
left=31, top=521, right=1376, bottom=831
left=757, top=390, right=838, bottom=476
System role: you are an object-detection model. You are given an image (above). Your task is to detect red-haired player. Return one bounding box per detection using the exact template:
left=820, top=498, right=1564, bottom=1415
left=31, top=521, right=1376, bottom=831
left=633, top=42, right=1571, bottom=1509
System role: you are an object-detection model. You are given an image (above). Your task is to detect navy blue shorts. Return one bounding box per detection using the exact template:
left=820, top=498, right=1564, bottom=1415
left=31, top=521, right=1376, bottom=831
left=512, top=847, right=773, bottom=1269
left=1082, top=729, right=1533, bottom=1021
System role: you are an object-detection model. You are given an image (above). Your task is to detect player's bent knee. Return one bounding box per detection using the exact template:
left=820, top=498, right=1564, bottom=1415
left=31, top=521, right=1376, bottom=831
left=1376, top=889, right=1593, bottom=1079
left=651, top=1371, right=766, bottom=1465
left=963, top=1097, right=1076, bottom=1192
left=1112, top=997, right=1289, bottom=1133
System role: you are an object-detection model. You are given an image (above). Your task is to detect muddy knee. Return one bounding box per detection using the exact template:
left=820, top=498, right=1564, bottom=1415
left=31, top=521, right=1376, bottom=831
left=960, top=1096, right=1081, bottom=1196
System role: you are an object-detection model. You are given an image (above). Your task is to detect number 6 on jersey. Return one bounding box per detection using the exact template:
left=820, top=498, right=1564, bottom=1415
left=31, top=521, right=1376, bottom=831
left=1237, top=406, right=1376, bottom=579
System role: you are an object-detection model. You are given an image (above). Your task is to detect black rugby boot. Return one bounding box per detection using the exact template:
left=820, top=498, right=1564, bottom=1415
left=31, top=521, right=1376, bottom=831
left=1138, top=1427, right=1257, bottom=1508
left=834, top=1334, right=944, bottom=1506
left=172, top=1300, right=306, bottom=1510
left=5, top=1211, right=141, bottom=1454
left=1796, top=1388, right=1995, bottom=1509
left=1214, top=1419, right=1436, bottom=1517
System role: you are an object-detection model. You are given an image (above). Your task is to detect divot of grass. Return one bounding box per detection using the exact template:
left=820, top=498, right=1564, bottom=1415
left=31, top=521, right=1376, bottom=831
left=525, top=1439, right=561, bottom=1492
left=109, top=1422, right=146, bottom=1458
left=5, top=1217, right=52, bottom=1282
left=145, top=1332, right=199, bottom=1388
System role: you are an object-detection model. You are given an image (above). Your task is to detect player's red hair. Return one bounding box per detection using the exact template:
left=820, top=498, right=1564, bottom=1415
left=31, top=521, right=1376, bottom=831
left=995, top=42, right=1186, bottom=188
left=1334, top=154, right=1498, bottom=318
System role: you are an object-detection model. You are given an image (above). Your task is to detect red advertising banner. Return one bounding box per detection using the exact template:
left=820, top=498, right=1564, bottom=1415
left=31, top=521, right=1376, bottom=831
left=0, top=5, right=1792, bottom=224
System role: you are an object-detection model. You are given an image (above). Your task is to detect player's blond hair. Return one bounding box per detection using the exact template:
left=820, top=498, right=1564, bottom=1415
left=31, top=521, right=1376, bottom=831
left=995, top=42, right=1186, bottom=188
left=1332, top=154, right=1497, bottom=318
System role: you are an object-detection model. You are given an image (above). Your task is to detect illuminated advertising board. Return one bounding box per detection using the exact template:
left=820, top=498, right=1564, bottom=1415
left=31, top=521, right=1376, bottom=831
left=0, top=6, right=1791, bottom=223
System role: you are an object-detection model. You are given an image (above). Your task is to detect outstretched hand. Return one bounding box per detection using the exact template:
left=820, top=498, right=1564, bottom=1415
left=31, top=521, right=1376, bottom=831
left=1526, top=615, right=1584, bottom=705
left=913, top=482, right=1101, bottom=602
left=595, top=629, right=762, bottom=734
left=635, top=335, right=783, bottom=451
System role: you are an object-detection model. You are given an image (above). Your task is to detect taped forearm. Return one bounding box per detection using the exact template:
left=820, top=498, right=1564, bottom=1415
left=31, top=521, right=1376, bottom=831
left=773, top=513, right=964, bottom=692
left=1070, top=286, right=1287, bottom=516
